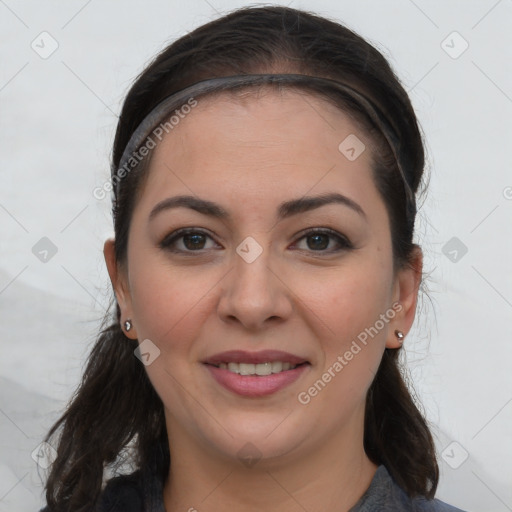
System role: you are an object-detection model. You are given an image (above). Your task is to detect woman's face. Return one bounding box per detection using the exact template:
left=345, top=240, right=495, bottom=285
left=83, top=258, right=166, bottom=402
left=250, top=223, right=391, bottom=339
left=106, top=89, right=421, bottom=466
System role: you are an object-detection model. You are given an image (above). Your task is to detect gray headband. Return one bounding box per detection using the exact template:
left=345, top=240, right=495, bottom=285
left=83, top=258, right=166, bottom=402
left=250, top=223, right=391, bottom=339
left=112, top=73, right=416, bottom=226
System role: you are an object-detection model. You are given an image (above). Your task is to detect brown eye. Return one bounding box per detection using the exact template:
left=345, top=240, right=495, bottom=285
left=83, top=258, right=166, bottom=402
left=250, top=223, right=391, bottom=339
left=160, top=227, right=352, bottom=255
left=294, top=228, right=353, bottom=253
left=160, top=229, right=219, bottom=253
left=182, top=232, right=207, bottom=250
left=306, top=233, right=330, bottom=250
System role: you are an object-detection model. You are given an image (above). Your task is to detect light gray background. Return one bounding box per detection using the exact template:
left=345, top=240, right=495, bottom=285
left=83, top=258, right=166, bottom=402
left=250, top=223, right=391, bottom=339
left=1, top=1, right=511, bottom=511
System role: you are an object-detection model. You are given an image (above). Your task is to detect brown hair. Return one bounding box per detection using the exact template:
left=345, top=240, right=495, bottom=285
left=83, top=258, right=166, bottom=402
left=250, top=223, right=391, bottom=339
left=42, top=6, right=436, bottom=511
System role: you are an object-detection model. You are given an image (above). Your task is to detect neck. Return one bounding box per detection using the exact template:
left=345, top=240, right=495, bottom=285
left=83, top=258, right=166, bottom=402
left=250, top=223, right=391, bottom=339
left=162, top=417, right=378, bottom=512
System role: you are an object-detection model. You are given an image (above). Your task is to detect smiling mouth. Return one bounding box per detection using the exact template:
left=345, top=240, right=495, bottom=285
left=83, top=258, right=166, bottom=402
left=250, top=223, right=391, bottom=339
left=210, top=361, right=309, bottom=376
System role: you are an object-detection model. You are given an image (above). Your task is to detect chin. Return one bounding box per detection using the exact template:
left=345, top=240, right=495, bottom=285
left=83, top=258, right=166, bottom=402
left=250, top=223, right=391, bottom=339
left=193, top=409, right=313, bottom=467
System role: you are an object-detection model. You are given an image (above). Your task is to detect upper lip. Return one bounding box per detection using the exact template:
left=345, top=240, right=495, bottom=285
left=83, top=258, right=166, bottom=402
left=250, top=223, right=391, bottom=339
left=203, top=350, right=308, bottom=365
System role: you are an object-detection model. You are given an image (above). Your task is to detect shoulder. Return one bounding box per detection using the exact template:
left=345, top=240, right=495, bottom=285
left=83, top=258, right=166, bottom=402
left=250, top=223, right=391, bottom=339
left=96, top=470, right=145, bottom=512
left=411, top=497, right=467, bottom=512
left=350, top=465, right=468, bottom=512
left=390, top=469, right=468, bottom=512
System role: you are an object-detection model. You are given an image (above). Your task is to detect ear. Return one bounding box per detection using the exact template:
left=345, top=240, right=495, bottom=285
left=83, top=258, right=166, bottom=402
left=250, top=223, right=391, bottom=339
left=386, top=245, right=423, bottom=349
left=103, top=238, right=138, bottom=339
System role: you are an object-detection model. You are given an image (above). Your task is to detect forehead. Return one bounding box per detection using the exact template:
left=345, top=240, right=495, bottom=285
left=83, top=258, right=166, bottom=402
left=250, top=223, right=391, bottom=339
left=166, top=86, right=369, bottom=155
left=133, top=88, right=382, bottom=221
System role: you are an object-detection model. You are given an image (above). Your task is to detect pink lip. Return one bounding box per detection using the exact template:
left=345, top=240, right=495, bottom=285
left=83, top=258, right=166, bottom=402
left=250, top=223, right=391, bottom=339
left=204, top=364, right=310, bottom=398
left=203, top=350, right=308, bottom=365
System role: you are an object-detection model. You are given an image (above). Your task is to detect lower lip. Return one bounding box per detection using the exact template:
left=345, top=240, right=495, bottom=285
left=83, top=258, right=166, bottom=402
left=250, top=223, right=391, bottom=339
left=204, top=364, right=309, bottom=397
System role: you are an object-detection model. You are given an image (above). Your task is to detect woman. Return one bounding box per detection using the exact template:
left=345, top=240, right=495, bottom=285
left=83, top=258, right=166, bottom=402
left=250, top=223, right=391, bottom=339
left=40, top=5, right=467, bottom=512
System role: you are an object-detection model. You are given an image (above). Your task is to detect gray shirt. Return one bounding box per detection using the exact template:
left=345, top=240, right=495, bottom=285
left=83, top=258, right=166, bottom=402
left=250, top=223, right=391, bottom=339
left=348, top=464, right=466, bottom=511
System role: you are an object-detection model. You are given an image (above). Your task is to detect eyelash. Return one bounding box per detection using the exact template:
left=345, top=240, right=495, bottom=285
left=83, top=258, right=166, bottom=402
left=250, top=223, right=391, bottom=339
left=159, top=227, right=353, bottom=255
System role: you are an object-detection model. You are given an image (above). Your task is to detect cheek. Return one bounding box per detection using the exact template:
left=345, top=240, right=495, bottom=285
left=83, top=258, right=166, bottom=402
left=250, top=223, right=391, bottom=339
left=295, top=262, right=392, bottom=343
left=292, top=258, right=392, bottom=403
left=128, top=263, right=221, bottom=411
left=295, top=269, right=389, bottom=417
left=129, top=257, right=221, bottom=350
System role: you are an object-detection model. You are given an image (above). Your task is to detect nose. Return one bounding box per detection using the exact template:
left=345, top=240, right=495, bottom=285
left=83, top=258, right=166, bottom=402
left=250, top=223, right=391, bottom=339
left=217, top=240, right=293, bottom=332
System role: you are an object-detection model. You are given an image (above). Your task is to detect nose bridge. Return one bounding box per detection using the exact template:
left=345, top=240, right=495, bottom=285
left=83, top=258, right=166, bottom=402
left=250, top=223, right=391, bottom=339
left=233, top=234, right=275, bottom=304
left=217, top=234, right=292, bottom=328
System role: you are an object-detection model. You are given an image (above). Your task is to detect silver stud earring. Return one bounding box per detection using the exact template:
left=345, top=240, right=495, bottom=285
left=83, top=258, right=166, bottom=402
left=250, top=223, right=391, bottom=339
left=124, top=319, right=132, bottom=332
left=395, top=329, right=404, bottom=343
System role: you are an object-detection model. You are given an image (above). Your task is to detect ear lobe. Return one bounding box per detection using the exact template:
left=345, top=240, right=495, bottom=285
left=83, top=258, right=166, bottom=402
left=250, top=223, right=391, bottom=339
left=103, top=238, right=131, bottom=311
left=386, top=245, right=423, bottom=349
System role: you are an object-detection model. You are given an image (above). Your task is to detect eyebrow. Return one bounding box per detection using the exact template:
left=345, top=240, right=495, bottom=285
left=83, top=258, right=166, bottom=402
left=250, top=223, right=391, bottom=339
left=148, top=192, right=367, bottom=223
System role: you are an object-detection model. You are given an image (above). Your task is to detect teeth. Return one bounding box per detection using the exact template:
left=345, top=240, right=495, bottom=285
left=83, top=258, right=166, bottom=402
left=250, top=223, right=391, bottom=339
left=218, top=361, right=298, bottom=375
left=255, top=362, right=272, bottom=376
left=271, top=361, right=283, bottom=373
left=239, top=363, right=255, bottom=375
